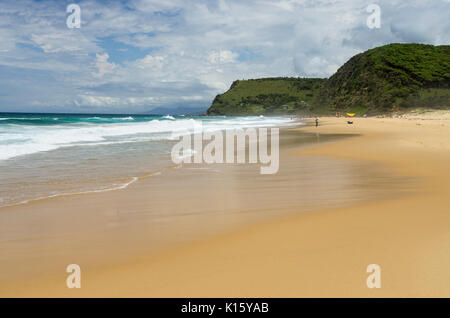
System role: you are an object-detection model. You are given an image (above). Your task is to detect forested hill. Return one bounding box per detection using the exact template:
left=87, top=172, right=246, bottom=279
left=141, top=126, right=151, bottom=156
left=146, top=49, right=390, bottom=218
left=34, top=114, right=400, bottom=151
left=206, top=43, right=450, bottom=116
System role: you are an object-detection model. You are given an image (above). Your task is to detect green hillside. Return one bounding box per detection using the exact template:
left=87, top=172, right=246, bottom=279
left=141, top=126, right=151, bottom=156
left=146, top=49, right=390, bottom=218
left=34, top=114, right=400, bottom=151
left=322, top=43, right=450, bottom=114
left=207, top=78, right=326, bottom=115
left=206, top=43, right=450, bottom=116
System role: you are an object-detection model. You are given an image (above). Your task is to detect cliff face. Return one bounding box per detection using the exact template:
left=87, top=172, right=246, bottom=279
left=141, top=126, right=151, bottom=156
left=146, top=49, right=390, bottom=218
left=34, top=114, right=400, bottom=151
left=207, top=43, right=450, bottom=116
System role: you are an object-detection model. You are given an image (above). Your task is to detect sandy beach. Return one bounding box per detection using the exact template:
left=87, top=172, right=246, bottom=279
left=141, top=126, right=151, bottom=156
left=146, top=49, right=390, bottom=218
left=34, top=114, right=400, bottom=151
left=1, top=112, right=450, bottom=297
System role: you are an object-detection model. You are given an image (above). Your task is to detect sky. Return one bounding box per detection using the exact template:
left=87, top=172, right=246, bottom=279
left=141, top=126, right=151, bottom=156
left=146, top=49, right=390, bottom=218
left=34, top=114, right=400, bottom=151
left=0, top=0, right=448, bottom=114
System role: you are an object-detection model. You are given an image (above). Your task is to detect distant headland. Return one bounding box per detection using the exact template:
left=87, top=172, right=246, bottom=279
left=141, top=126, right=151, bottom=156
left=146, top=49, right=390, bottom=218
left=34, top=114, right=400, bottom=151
left=206, top=43, right=450, bottom=116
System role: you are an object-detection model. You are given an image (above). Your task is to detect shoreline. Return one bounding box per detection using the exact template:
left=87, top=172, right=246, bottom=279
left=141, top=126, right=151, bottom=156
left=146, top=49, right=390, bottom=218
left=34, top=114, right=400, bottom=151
left=1, top=127, right=387, bottom=285
left=0, top=119, right=300, bottom=209
left=1, top=115, right=450, bottom=297
left=0, top=114, right=299, bottom=208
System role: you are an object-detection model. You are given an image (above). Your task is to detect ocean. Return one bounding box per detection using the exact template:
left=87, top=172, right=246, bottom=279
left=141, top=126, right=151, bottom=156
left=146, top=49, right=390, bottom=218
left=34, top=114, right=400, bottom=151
left=0, top=113, right=297, bottom=207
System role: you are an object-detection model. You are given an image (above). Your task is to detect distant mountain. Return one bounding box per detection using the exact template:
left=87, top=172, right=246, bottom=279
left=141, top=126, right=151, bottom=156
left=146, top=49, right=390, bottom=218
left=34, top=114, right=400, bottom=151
left=144, top=106, right=207, bottom=115
left=207, top=43, right=450, bottom=116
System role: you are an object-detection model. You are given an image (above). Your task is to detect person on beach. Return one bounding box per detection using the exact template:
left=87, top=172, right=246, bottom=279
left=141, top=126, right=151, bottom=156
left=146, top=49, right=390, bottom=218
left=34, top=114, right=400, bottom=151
left=315, top=117, right=319, bottom=127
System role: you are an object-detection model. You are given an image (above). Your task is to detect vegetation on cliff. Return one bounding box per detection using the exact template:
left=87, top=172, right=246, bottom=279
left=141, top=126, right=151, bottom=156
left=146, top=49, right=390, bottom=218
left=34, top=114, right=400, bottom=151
left=206, top=43, right=450, bottom=116
left=322, top=43, right=450, bottom=114
left=207, top=78, right=325, bottom=115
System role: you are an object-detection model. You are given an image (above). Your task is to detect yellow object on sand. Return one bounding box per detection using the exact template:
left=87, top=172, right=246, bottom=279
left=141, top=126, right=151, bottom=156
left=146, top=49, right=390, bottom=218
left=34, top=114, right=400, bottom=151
left=346, top=113, right=355, bottom=117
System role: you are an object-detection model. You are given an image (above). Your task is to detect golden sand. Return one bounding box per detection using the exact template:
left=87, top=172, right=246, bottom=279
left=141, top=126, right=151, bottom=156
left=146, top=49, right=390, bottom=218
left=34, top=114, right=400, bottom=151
left=1, top=113, right=450, bottom=297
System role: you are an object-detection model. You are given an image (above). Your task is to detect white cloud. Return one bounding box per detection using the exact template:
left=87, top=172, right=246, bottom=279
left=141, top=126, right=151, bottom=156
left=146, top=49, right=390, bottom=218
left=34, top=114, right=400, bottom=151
left=75, top=95, right=121, bottom=106
left=0, top=0, right=448, bottom=112
left=208, top=50, right=238, bottom=64
left=135, top=55, right=165, bottom=69
left=181, top=95, right=205, bottom=101
left=92, top=53, right=117, bottom=78
left=74, top=95, right=157, bottom=107
left=31, top=33, right=83, bottom=53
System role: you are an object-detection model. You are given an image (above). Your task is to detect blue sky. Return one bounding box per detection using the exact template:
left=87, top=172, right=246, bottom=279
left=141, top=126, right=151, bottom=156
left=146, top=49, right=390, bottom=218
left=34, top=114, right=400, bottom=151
left=0, top=0, right=448, bottom=113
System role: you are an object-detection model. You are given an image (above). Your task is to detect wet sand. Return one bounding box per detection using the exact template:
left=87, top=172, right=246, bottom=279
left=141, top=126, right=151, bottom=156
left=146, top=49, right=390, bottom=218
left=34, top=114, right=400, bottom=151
left=1, top=115, right=449, bottom=297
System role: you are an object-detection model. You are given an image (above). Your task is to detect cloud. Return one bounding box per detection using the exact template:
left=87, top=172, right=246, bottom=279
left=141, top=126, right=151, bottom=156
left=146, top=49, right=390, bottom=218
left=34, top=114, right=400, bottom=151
left=92, top=53, right=117, bottom=78
left=31, top=33, right=84, bottom=53
left=74, top=94, right=156, bottom=107
left=134, top=54, right=165, bottom=69
left=0, top=0, right=448, bottom=113
left=208, top=50, right=238, bottom=64
left=75, top=95, right=121, bottom=106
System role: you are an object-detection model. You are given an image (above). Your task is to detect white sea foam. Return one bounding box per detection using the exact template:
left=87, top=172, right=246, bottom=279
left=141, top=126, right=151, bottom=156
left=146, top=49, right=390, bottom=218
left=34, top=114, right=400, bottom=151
left=0, top=116, right=298, bottom=160
left=0, top=117, right=42, bottom=120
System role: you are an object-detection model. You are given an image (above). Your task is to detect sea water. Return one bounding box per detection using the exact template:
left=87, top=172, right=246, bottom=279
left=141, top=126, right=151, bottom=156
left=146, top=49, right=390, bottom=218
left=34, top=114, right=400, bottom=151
left=0, top=113, right=297, bottom=207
